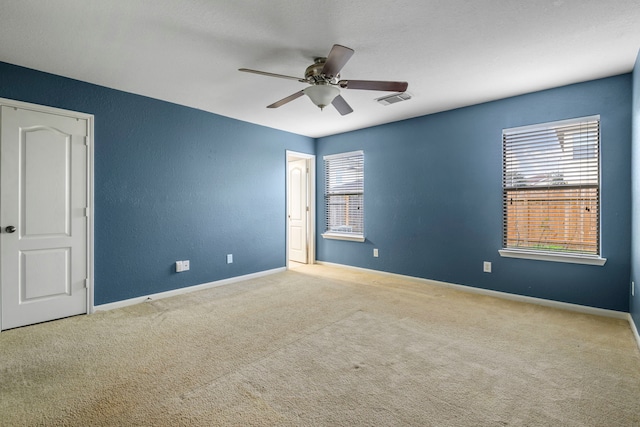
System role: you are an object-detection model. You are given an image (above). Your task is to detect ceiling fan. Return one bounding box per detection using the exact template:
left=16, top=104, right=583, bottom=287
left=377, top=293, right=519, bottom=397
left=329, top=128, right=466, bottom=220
left=239, top=44, right=408, bottom=115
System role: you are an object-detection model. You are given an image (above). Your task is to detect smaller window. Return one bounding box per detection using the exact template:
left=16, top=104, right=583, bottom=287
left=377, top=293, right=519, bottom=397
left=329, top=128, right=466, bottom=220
left=322, top=150, right=364, bottom=242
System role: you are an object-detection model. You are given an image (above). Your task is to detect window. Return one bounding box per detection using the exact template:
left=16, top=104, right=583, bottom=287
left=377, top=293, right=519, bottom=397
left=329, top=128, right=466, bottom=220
left=499, top=116, right=606, bottom=265
left=322, top=150, right=364, bottom=242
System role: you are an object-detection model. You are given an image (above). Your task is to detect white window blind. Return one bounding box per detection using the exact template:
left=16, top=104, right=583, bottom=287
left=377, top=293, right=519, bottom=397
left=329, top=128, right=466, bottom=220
left=502, top=116, right=600, bottom=256
left=323, top=151, right=364, bottom=240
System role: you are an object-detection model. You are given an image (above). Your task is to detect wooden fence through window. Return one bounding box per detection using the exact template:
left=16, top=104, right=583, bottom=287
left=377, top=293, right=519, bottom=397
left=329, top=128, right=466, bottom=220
left=504, top=187, right=598, bottom=254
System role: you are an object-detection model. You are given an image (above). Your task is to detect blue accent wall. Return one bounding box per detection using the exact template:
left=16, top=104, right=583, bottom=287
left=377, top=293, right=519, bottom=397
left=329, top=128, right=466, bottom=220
left=631, top=51, right=640, bottom=329
left=317, top=75, right=632, bottom=312
left=0, top=61, right=314, bottom=305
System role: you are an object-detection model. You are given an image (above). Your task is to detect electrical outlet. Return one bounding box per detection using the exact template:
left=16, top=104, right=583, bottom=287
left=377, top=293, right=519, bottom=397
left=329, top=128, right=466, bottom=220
left=483, top=261, right=492, bottom=273
left=183, top=260, right=190, bottom=271
left=176, top=261, right=183, bottom=272
left=227, top=254, right=233, bottom=264
left=373, top=248, right=379, bottom=257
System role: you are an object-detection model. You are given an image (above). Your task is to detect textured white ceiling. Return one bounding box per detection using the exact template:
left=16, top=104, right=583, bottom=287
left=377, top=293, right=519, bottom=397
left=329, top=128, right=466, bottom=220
left=1, top=1, right=639, bottom=138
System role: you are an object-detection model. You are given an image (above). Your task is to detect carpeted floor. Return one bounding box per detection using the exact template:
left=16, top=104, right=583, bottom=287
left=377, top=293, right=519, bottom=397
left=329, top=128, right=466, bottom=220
left=1, top=263, right=639, bottom=426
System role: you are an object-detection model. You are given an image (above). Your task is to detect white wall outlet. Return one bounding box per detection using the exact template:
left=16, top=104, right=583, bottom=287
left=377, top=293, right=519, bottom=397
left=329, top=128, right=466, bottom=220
left=183, top=260, right=190, bottom=271
left=373, top=248, right=379, bottom=257
left=176, top=261, right=183, bottom=272
left=483, top=261, right=492, bottom=273
left=227, top=254, right=233, bottom=264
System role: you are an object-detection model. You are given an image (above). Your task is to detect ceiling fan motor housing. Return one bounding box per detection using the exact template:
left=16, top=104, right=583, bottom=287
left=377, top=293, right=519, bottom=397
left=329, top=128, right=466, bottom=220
left=305, top=58, right=338, bottom=84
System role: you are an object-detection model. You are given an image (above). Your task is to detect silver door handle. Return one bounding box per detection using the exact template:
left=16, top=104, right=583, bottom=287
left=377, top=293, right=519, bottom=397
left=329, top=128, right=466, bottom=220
left=5, top=226, right=16, bottom=233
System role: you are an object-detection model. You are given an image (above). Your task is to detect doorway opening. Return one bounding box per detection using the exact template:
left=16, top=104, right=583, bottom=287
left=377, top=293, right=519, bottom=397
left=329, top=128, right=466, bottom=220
left=286, top=151, right=315, bottom=268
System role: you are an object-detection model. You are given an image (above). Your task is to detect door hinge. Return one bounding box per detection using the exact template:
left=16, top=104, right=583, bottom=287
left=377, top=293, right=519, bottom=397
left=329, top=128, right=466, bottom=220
left=306, top=206, right=309, bottom=212
left=85, top=207, right=90, bottom=217
left=84, top=278, right=89, bottom=289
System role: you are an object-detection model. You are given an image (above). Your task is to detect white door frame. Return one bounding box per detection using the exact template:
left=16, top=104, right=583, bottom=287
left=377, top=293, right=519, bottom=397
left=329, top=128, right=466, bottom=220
left=286, top=150, right=315, bottom=267
left=0, top=97, right=94, bottom=331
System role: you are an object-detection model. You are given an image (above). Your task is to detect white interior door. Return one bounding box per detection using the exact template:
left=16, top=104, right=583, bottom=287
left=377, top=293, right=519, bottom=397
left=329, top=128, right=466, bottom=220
left=1, top=105, right=89, bottom=330
left=288, top=158, right=308, bottom=264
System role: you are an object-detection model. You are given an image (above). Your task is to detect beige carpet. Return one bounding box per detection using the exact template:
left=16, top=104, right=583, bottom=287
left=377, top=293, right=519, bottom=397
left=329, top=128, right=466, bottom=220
left=1, top=263, right=639, bottom=426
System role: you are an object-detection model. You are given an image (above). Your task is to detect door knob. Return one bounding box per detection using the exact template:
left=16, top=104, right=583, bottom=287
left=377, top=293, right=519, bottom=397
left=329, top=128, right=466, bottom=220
left=5, top=226, right=16, bottom=233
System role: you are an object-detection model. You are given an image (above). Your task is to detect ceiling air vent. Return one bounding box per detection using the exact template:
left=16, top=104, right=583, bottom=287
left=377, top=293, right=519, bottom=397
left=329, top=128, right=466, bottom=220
left=376, top=92, right=411, bottom=106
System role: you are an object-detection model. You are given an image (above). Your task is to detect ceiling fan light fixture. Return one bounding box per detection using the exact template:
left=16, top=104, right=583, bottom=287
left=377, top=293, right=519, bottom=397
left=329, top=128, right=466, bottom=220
left=303, top=84, right=340, bottom=110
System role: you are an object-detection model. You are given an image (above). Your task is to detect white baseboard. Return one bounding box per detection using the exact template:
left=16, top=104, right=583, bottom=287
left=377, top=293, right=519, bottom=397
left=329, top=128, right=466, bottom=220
left=92, top=261, right=640, bottom=350
left=92, top=267, right=286, bottom=312
left=628, top=314, right=640, bottom=351
left=316, top=261, right=629, bottom=320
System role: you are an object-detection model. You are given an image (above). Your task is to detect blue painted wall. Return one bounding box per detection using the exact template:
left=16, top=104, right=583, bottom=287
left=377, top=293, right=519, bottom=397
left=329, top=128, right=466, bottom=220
left=0, top=61, right=314, bottom=305
left=0, top=60, right=633, bottom=313
left=317, top=75, right=632, bottom=312
left=631, top=52, right=640, bottom=329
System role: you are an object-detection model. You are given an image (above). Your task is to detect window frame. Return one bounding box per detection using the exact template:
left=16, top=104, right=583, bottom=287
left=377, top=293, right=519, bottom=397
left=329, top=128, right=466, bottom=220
left=498, top=116, right=606, bottom=266
left=321, top=150, right=365, bottom=242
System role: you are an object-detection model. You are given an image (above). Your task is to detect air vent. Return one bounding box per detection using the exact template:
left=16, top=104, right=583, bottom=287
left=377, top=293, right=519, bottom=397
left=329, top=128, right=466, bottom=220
left=376, top=92, right=411, bottom=106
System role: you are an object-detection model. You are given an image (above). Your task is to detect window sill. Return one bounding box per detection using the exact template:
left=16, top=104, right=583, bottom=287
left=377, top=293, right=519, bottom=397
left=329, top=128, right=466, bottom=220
left=498, top=249, right=606, bottom=266
left=321, top=232, right=365, bottom=243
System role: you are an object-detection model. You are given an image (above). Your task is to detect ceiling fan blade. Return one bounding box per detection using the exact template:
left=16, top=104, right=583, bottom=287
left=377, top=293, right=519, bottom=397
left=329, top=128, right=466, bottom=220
left=321, top=44, right=355, bottom=78
left=267, top=90, right=305, bottom=108
left=338, top=80, right=408, bottom=92
left=331, top=95, right=353, bottom=116
left=239, top=68, right=304, bottom=82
